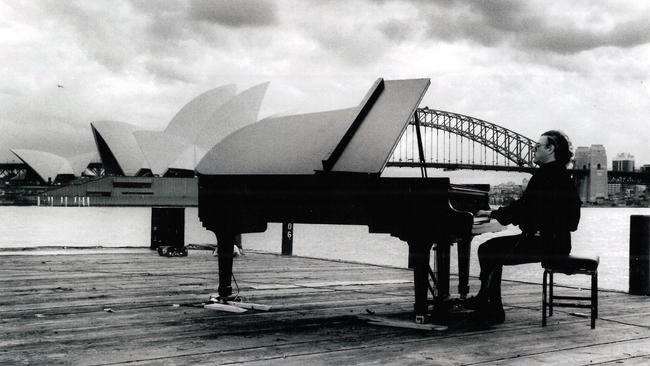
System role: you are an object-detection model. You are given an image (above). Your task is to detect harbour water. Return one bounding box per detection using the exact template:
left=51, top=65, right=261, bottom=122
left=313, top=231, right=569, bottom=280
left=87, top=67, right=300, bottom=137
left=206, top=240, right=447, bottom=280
left=0, top=206, right=648, bottom=292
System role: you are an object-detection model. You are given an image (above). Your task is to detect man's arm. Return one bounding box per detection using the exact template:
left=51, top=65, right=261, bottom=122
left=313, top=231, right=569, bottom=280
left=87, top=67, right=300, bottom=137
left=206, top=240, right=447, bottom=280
left=490, top=200, right=525, bottom=226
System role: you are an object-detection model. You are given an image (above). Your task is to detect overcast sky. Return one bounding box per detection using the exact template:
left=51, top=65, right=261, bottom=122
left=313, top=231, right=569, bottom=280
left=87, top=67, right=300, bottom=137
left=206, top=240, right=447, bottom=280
left=1, top=0, right=649, bottom=171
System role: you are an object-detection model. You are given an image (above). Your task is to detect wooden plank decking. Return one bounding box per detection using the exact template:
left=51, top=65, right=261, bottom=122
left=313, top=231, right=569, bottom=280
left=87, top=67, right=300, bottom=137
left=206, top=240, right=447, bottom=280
left=2, top=249, right=650, bottom=365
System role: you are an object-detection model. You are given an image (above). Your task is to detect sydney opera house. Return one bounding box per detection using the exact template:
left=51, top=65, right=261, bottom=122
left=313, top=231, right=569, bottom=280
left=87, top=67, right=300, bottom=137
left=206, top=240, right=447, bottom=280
left=10, top=82, right=269, bottom=205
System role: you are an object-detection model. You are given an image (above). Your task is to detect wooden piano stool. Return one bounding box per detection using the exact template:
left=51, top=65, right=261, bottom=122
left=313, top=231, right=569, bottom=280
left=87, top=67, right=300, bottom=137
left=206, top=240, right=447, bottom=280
left=542, top=255, right=600, bottom=329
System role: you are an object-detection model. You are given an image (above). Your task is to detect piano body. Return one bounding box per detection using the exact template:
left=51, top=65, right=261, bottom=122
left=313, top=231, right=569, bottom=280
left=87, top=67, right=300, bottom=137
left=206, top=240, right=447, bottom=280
left=197, top=78, right=496, bottom=322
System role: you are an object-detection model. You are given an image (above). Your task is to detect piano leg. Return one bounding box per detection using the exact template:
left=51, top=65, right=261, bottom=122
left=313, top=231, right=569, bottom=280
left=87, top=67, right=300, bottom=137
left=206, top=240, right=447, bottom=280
left=435, top=239, right=451, bottom=301
left=408, top=239, right=434, bottom=322
left=216, top=232, right=236, bottom=299
left=457, top=236, right=471, bottom=299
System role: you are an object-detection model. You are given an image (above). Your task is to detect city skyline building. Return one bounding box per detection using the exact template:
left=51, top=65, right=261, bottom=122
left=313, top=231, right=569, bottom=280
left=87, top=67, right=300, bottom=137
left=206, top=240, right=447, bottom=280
left=613, top=152, right=635, bottom=172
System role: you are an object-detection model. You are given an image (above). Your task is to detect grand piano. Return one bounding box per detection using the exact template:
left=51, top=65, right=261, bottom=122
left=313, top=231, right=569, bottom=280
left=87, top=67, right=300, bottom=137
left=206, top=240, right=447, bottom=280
left=197, top=78, right=501, bottom=323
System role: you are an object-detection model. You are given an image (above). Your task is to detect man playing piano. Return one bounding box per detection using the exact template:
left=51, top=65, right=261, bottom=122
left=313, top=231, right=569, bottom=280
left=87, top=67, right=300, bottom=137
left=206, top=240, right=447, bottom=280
left=464, top=130, right=581, bottom=324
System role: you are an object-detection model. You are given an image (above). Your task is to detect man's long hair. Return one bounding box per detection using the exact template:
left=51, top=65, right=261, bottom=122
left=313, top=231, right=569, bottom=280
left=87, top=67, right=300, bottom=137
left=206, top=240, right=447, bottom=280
left=542, top=130, right=573, bottom=166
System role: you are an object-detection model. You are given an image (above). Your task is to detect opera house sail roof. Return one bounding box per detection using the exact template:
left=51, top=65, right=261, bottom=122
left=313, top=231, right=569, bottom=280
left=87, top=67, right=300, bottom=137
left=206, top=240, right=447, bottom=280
left=91, top=121, right=146, bottom=176
left=11, top=149, right=74, bottom=183
left=88, top=82, right=270, bottom=177
left=133, top=131, right=194, bottom=177
left=67, top=152, right=98, bottom=177
left=194, top=82, right=269, bottom=150
left=164, top=84, right=236, bottom=142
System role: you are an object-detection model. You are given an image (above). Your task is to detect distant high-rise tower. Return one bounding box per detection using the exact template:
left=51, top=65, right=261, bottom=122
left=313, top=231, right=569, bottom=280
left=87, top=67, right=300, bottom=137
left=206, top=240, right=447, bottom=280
left=613, top=153, right=635, bottom=172
left=574, top=144, right=608, bottom=202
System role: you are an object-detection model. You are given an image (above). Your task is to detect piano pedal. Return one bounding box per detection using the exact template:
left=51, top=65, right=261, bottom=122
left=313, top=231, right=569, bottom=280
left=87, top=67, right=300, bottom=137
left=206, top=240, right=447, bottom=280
left=207, top=294, right=272, bottom=312
left=211, top=247, right=244, bottom=257
left=204, top=302, right=247, bottom=313
left=208, top=294, right=239, bottom=303
left=358, top=315, right=448, bottom=331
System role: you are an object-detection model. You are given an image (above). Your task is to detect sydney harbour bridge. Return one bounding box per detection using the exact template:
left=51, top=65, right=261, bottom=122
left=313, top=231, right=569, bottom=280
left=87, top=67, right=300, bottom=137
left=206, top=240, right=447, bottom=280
left=1, top=108, right=648, bottom=186
left=388, top=107, right=537, bottom=172
left=387, top=108, right=647, bottom=187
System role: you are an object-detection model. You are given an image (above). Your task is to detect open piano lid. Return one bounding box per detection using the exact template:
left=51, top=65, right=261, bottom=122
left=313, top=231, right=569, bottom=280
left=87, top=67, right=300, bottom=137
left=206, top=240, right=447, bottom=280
left=196, top=78, right=430, bottom=176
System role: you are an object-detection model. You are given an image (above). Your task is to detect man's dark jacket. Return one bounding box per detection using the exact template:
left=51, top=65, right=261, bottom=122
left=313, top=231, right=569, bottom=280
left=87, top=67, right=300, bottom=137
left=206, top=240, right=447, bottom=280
left=491, top=160, right=581, bottom=255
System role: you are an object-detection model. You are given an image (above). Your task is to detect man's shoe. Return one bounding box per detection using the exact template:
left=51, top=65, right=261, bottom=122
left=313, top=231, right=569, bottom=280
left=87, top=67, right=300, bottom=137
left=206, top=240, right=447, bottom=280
left=488, top=303, right=505, bottom=324
left=470, top=301, right=505, bottom=325
left=460, top=295, right=488, bottom=311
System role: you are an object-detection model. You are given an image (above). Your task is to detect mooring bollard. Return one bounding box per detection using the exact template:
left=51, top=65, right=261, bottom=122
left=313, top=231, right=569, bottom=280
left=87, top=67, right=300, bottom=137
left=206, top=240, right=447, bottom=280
left=150, top=207, right=185, bottom=250
left=281, top=222, right=293, bottom=256
left=630, top=215, right=650, bottom=295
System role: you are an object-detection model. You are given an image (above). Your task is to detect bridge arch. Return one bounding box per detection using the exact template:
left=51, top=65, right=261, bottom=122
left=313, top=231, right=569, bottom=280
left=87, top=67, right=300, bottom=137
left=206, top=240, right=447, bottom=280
left=390, top=108, right=536, bottom=169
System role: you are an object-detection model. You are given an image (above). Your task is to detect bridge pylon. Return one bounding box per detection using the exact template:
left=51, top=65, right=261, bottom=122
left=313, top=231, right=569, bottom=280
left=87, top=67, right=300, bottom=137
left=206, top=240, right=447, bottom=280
left=574, top=145, right=608, bottom=203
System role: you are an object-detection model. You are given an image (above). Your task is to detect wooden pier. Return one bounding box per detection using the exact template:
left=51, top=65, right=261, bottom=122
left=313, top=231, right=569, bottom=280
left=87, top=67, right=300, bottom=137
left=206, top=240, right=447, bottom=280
left=2, top=249, right=650, bottom=365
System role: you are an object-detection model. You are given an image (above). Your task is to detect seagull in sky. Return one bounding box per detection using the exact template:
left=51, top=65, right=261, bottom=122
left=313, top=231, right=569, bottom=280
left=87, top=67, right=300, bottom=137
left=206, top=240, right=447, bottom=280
left=57, top=84, right=64, bottom=88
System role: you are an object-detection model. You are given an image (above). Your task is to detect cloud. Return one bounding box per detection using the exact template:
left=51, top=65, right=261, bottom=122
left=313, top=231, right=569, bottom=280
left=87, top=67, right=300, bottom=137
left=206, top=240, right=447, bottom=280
left=189, top=0, right=279, bottom=28
left=129, top=0, right=192, bottom=48
left=129, top=0, right=185, bottom=15
left=289, top=1, right=402, bottom=66
left=309, top=27, right=387, bottom=66
left=145, top=59, right=195, bottom=83
left=377, top=18, right=420, bottom=43
left=28, top=1, right=224, bottom=77
left=129, top=0, right=230, bottom=50
left=0, top=88, right=22, bottom=97
left=35, top=1, right=141, bottom=72
left=16, top=1, right=224, bottom=84
left=412, top=0, right=650, bottom=54
left=519, top=15, right=650, bottom=54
